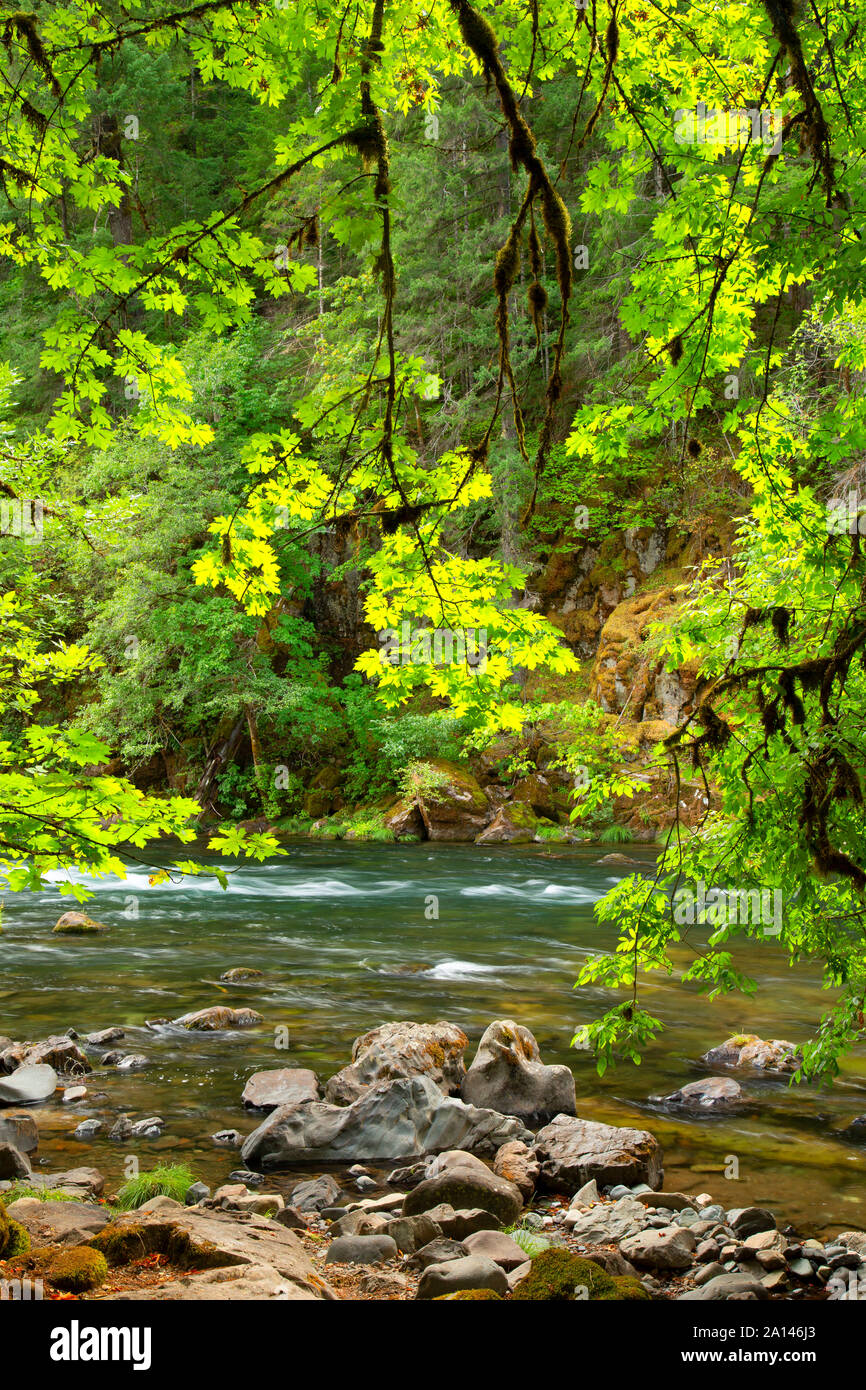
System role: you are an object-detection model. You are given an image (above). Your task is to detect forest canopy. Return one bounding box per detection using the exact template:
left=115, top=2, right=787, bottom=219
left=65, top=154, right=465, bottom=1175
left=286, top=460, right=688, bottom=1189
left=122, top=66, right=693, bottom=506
left=1, top=0, right=866, bottom=1077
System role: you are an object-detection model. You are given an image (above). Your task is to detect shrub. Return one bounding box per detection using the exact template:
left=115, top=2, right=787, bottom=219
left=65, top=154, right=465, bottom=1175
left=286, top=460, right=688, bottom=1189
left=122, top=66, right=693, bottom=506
left=48, top=1246, right=108, bottom=1292
left=114, top=1164, right=198, bottom=1211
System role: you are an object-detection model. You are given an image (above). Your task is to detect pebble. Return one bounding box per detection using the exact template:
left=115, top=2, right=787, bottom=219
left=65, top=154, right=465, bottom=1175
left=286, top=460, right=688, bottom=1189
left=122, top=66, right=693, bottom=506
left=62, top=1086, right=87, bottom=1103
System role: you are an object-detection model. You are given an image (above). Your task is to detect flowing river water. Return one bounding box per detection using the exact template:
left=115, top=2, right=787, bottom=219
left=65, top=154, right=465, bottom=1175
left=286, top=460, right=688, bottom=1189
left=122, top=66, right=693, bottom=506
left=2, top=841, right=865, bottom=1236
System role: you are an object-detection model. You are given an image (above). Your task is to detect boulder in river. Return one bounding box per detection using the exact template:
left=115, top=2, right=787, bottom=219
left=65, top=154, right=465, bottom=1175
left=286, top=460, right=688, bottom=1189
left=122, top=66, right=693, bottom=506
left=461, top=1020, right=576, bottom=1122
left=1, top=1035, right=91, bottom=1076
left=700, top=1033, right=800, bottom=1074
left=0, top=1063, right=58, bottom=1105
left=242, top=1068, right=320, bottom=1111
left=657, top=1076, right=744, bottom=1111
left=533, top=1115, right=664, bottom=1193
left=412, top=760, right=491, bottom=842
left=172, top=1006, right=263, bottom=1031
left=0, top=1110, right=38, bottom=1153
left=324, top=1021, right=468, bottom=1105
left=241, top=1075, right=531, bottom=1169
left=52, top=912, right=108, bottom=936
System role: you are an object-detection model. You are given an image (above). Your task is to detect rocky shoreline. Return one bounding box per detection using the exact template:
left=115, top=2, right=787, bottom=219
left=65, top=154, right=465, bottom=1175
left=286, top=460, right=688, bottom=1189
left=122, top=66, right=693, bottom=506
left=2, top=1012, right=865, bottom=1302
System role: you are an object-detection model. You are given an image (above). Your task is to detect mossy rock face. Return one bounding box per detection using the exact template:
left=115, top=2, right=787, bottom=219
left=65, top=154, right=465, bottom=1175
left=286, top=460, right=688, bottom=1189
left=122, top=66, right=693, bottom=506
left=511, top=1248, right=617, bottom=1301
left=52, top=912, right=108, bottom=936
left=90, top=1219, right=230, bottom=1272
left=90, top=1221, right=156, bottom=1266
left=48, top=1245, right=108, bottom=1292
left=434, top=1288, right=504, bottom=1300
left=0, top=1205, right=31, bottom=1259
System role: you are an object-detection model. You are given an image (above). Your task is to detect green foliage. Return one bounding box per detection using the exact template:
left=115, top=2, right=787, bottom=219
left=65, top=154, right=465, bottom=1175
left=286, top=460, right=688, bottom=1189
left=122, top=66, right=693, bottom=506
left=114, top=1164, right=198, bottom=1211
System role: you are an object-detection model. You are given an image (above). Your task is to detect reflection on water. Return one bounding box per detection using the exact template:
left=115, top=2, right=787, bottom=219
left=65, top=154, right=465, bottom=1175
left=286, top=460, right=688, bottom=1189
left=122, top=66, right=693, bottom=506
left=3, top=842, right=866, bottom=1235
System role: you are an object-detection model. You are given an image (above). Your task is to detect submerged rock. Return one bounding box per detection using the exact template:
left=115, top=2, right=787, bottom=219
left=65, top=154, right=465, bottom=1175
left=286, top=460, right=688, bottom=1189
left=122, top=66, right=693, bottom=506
left=0, top=1111, right=38, bottom=1153
left=52, top=912, right=108, bottom=936
left=461, top=1020, right=576, bottom=1122
left=219, top=967, right=264, bottom=983
left=324, top=1021, right=468, bottom=1106
left=700, top=1033, right=800, bottom=1074
left=172, top=1006, right=263, bottom=1031
left=241, top=1075, right=530, bottom=1170
left=657, top=1076, right=744, bottom=1111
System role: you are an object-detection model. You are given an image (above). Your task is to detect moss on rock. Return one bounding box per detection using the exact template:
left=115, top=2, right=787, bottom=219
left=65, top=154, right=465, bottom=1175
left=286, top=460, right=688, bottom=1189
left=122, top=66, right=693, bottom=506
left=48, top=1245, right=108, bottom=1292
left=511, top=1247, right=618, bottom=1300
left=434, top=1288, right=504, bottom=1300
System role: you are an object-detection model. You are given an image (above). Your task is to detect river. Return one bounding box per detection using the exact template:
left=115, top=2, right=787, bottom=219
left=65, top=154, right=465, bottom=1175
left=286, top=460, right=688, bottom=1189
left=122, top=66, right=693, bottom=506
left=2, top=841, right=865, bottom=1235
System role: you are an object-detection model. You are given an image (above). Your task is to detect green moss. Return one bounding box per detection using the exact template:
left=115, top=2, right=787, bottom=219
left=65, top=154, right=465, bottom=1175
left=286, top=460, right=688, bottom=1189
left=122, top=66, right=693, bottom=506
left=511, top=1248, right=617, bottom=1301
left=48, top=1245, right=108, bottom=1292
left=0, top=1202, right=29, bottom=1259
left=90, top=1221, right=153, bottom=1266
left=434, top=1288, right=504, bottom=1300
left=600, top=1275, right=651, bottom=1301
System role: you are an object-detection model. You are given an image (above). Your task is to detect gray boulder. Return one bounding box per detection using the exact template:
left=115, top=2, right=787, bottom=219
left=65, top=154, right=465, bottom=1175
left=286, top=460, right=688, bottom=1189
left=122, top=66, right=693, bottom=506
left=242, top=1075, right=530, bottom=1169
left=423, top=1205, right=502, bottom=1239
left=416, top=1254, right=509, bottom=1299
left=403, top=1150, right=522, bottom=1226
left=0, top=1063, right=58, bottom=1105
left=324, top=1234, right=398, bottom=1265
left=408, top=1237, right=469, bottom=1270
left=381, top=1213, right=441, bottom=1254
left=290, top=1175, right=342, bottom=1213
left=463, top=1228, right=530, bottom=1271
left=462, top=1020, right=576, bottom=1123
left=728, top=1207, right=777, bottom=1238
left=620, top=1225, right=697, bottom=1269
left=679, top=1273, right=769, bottom=1301
left=533, top=1115, right=663, bottom=1193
